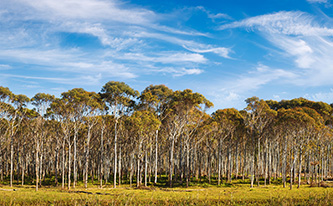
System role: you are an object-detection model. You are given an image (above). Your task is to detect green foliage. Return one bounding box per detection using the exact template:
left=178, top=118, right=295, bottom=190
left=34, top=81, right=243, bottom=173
left=100, top=81, right=139, bottom=116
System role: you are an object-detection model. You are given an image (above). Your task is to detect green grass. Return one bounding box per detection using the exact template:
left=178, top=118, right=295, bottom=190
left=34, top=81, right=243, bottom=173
left=0, top=179, right=332, bottom=205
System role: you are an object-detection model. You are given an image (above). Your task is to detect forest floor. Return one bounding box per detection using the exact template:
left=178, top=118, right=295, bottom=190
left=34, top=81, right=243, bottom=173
left=0, top=179, right=332, bottom=205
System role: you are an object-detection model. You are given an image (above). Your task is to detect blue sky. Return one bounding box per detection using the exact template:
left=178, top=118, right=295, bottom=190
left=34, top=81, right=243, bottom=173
left=1, top=0, right=333, bottom=110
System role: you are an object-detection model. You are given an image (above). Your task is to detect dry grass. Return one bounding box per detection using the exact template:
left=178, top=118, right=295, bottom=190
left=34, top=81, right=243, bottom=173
left=0, top=181, right=332, bottom=205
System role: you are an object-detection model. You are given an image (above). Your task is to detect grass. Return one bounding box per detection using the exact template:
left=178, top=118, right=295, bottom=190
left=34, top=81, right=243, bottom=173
left=0, top=178, right=332, bottom=205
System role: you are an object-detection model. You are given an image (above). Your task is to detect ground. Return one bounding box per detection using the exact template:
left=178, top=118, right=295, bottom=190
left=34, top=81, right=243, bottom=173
left=0, top=179, right=332, bottom=205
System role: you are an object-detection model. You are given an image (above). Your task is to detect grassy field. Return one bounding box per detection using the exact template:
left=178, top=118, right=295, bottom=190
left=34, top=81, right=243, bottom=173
left=0, top=180, right=332, bottom=205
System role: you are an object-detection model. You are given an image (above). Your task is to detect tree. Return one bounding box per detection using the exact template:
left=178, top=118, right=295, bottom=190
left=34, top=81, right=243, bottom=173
left=244, top=97, right=276, bottom=188
left=139, top=85, right=173, bottom=184
left=31, top=93, right=55, bottom=191
left=100, top=81, right=138, bottom=188
left=165, top=89, right=213, bottom=187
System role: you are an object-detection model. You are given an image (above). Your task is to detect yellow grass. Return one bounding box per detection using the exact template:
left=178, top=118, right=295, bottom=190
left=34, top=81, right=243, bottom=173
left=0, top=183, right=332, bottom=205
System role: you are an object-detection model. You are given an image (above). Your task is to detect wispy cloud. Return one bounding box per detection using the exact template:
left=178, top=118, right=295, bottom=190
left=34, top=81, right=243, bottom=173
left=113, top=52, right=207, bottom=64
left=2, top=73, right=103, bottom=85
left=1, top=0, right=232, bottom=89
left=152, top=67, right=204, bottom=77
left=205, top=64, right=297, bottom=109
left=0, top=64, right=11, bottom=70
left=195, top=6, right=232, bottom=21
left=305, top=89, right=333, bottom=103
left=220, top=11, right=333, bottom=36
left=220, top=11, right=333, bottom=87
left=307, top=0, right=329, bottom=4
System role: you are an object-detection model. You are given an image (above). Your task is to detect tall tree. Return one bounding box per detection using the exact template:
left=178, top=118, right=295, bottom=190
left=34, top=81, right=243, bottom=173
left=31, top=93, right=55, bottom=191
left=100, top=81, right=138, bottom=188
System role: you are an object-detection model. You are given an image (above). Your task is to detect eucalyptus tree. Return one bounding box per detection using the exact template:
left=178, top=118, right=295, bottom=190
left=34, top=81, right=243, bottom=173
left=212, top=108, right=244, bottom=184
left=138, top=85, right=173, bottom=184
left=0, top=87, right=13, bottom=181
left=61, top=88, right=87, bottom=188
left=31, top=93, right=55, bottom=191
left=127, top=110, right=160, bottom=187
left=7, top=94, right=30, bottom=187
left=276, top=107, right=320, bottom=189
left=100, top=81, right=138, bottom=188
left=244, top=97, right=276, bottom=188
left=49, top=98, right=74, bottom=189
left=80, top=91, right=103, bottom=188
left=165, top=89, right=212, bottom=187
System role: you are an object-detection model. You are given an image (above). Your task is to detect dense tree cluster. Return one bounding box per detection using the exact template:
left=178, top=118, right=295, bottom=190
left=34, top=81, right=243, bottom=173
left=0, top=82, right=332, bottom=191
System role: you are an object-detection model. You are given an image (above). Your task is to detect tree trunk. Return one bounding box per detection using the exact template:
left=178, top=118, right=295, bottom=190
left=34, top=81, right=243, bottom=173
left=283, top=136, right=287, bottom=188
left=84, top=126, right=92, bottom=188
left=154, top=130, right=158, bottom=184
left=68, top=136, right=71, bottom=190
left=113, top=120, right=117, bottom=188
left=169, top=135, right=175, bottom=187
left=73, top=130, right=77, bottom=188
left=218, top=139, right=222, bottom=185
left=118, top=147, right=122, bottom=186
left=99, top=125, right=104, bottom=188
left=62, top=140, right=65, bottom=189
left=10, top=135, right=13, bottom=187
left=144, top=149, right=147, bottom=187
left=35, top=140, right=39, bottom=191
left=298, top=147, right=302, bottom=189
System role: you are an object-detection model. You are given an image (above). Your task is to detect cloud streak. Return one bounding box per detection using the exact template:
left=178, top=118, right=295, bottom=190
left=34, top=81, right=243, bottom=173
left=220, top=11, right=333, bottom=87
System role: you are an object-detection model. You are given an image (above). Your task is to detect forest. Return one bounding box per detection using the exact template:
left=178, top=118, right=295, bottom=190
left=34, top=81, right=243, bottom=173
left=0, top=81, right=332, bottom=194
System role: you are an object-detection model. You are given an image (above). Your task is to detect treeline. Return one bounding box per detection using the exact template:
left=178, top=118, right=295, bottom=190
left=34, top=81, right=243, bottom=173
left=0, top=82, right=332, bottom=191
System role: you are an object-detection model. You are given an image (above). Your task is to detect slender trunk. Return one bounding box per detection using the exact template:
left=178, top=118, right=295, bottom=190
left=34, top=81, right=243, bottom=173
left=55, top=143, right=59, bottom=186
left=186, top=142, right=190, bottom=187
left=154, top=130, right=158, bottom=184
left=137, top=155, right=140, bottom=187
left=236, top=143, right=239, bottom=179
left=39, top=140, right=43, bottom=187
left=84, top=126, right=92, bottom=188
left=118, top=147, right=122, bottom=186
left=10, top=135, right=13, bottom=187
left=298, top=147, right=302, bottom=189
left=100, top=125, right=104, bottom=188
left=268, top=141, right=272, bottom=185
left=35, top=140, right=39, bottom=191
left=68, top=136, right=71, bottom=190
left=144, top=149, right=147, bottom=187
left=256, top=138, right=260, bottom=186
left=227, top=146, right=231, bottom=183
left=62, top=140, right=65, bottom=189
left=73, top=130, right=77, bottom=188
left=130, top=153, right=133, bottom=187
left=218, top=139, right=222, bottom=185
left=169, top=136, right=175, bottom=187
left=250, top=132, right=255, bottom=188
left=113, top=120, right=117, bottom=188
left=283, top=136, right=287, bottom=188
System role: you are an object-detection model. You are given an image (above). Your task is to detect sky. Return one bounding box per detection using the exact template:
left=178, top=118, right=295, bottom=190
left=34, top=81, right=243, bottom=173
left=1, top=0, right=333, bottom=110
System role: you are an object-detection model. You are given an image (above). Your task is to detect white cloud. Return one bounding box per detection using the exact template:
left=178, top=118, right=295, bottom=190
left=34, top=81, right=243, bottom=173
left=221, top=11, right=333, bottom=87
left=305, top=89, right=333, bottom=103
left=204, top=64, right=298, bottom=109
left=153, top=67, right=204, bottom=77
left=15, top=0, right=156, bottom=25
left=129, top=31, right=232, bottom=58
left=113, top=52, right=207, bottom=64
left=183, top=45, right=231, bottom=59
left=270, top=35, right=315, bottom=68
left=307, top=0, right=328, bottom=3
left=2, top=73, right=103, bottom=86
left=220, top=11, right=333, bottom=36
left=0, top=64, right=11, bottom=70
left=195, top=6, right=232, bottom=20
